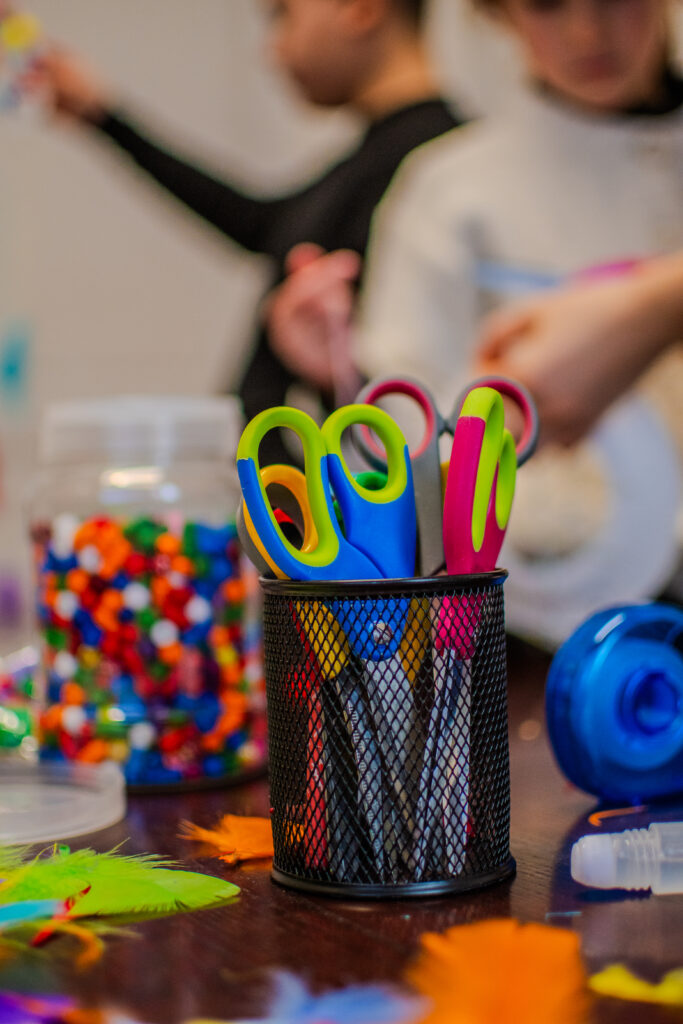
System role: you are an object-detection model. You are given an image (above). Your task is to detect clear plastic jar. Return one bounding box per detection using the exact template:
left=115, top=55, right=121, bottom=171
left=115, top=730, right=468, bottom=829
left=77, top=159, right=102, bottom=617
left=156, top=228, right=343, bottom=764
left=29, top=396, right=266, bottom=789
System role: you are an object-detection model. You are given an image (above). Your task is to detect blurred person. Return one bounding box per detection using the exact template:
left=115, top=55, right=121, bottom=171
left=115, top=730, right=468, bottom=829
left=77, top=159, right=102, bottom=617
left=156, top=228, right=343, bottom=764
left=32, top=0, right=461, bottom=462
left=268, top=0, right=682, bottom=402
left=475, top=249, right=683, bottom=445
left=265, top=0, right=683, bottom=608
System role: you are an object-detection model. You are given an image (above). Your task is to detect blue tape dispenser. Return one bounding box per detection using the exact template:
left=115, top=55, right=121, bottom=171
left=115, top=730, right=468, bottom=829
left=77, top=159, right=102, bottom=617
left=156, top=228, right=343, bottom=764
left=546, top=603, right=683, bottom=804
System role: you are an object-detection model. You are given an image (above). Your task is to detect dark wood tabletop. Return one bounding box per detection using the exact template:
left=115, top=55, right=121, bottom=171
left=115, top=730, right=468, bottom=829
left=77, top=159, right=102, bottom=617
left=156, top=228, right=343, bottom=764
left=2, top=638, right=682, bottom=1023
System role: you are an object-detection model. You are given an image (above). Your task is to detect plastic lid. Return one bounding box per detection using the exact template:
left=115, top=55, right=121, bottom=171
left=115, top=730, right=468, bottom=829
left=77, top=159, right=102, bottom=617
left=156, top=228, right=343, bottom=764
left=571, top=834, right=617, bottom=889
left=40, top=395, right=244, bottom=466
left=0, top=760, right=126, bottom=843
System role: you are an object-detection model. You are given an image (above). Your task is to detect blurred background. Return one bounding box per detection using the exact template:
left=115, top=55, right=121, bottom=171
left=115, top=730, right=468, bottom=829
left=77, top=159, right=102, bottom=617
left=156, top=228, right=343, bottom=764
left=0, top=0, right=682, bottom=644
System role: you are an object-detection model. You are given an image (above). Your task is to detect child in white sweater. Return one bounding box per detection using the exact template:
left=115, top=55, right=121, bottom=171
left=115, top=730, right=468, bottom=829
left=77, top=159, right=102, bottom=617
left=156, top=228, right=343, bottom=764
left=360, top=0, right=682, bottom=397
left=269, top=0, right=683, bottom=642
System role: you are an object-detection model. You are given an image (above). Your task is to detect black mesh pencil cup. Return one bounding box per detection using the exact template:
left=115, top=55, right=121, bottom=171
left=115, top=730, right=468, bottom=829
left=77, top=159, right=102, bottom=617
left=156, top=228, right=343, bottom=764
left=262, top=571, right=514, bottom=898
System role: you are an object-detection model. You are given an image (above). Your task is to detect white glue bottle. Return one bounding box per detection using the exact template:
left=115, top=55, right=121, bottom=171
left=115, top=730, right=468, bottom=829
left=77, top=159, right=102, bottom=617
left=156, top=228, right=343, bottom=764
left=571, top=822, right=683, bottom=894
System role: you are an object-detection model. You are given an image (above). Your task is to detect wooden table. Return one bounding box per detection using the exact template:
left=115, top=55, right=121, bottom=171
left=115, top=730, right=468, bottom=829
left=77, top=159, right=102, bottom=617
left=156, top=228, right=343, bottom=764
left=2, top=639, right=681, bottom=1022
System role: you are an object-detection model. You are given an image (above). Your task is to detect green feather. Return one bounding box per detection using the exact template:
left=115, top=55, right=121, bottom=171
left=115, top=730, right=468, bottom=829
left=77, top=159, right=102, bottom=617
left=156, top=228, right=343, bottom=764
left=0, top=846, right=239, bottom=919
left=0, top=846, right=27, bottom=877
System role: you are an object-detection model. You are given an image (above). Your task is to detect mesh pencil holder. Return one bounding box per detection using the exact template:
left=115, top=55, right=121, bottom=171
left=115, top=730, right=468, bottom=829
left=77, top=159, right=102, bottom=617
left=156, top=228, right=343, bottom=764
left=262, top=571, right=514, bottom=899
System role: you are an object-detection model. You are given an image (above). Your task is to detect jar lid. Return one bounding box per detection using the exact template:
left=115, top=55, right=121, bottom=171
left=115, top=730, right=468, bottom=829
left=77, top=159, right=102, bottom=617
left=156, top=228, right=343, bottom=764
left=40, top=395, right=244, bottom=466
left=0, top=760, right=126, bottom=843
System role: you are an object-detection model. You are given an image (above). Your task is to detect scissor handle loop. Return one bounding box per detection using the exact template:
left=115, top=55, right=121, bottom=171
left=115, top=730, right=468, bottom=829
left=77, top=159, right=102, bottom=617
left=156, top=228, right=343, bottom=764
left=322, top=404, right=409, bottom=505
left=236, top=406, right=340, bottom=571
left=240, top=464, right=320, bottom=579
left=353, top=376, right=439, bottom=469
left=459, top=388, right=517, bottom=551
left=459, top=375, right=538, bottom=467
left=259, top=463, right=319, bottom=550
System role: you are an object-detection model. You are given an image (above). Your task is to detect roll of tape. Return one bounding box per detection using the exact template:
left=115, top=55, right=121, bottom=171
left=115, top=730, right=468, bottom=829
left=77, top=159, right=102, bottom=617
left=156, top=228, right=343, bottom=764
left=502, top=396, right=681, bottom=648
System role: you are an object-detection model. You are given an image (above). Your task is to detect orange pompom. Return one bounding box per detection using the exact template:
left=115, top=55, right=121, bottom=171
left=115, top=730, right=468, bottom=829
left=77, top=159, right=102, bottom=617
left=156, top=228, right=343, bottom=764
left=158, top=642, right=183, bottom=666
left=223, top=579, right=246, bottom=604
left=156, top=532, right=181, bottom=557
left=100, top=588, right=124, bottom=611
left=170, top=555, right=194, bottom=576
left=66, top=568, right=90, bottom=594
left=209, top=625, right=231, bottom=649
left=73, top=521, right=97, bottom=550
left=151, top=577, right=171, bottom=609
left=76, top=739, right=109, bottom=763
left=61, top=682, right=85, bottom=706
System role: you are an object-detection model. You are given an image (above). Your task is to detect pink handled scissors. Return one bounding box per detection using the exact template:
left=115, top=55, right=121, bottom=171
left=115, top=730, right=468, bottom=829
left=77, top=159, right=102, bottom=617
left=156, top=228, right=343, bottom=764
left=443, top=386, right=518, bottom=576
left=353, top=375, right=537, bottom=576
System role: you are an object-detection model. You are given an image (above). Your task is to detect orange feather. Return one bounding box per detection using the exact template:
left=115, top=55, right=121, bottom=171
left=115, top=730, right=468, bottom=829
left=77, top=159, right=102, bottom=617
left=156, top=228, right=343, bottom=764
left=405, top=918, right=590, bottom=1024
left=180, top=815, right=274, bottom=865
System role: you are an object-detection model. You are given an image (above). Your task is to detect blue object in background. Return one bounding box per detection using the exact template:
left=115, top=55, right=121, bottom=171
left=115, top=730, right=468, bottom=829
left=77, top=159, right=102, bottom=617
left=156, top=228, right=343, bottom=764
left=0, top=320, right=30, bottom=405
left=546, top=603, right=683, bottom=804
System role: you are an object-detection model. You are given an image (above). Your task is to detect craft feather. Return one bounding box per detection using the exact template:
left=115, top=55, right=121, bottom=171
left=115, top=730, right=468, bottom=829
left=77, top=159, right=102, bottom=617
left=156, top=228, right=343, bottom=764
left=405, top=919, right=590, bottom=1024
left=0, top=899, right=63, bottom=931
left=0, top=990, right=76, bottom=1023
left=180, top=816, right=274, bottom=865
left=589, top=964, right=683, bottom=1006
left=0, top=846, right=239, bottom=920
left=187, top=970, right=423, bottom=1024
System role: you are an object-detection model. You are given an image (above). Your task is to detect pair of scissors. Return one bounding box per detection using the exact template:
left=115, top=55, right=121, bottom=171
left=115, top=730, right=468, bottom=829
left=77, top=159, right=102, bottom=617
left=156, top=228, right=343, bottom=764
left=442, top=386, right=518, bottom=576
left=237, top=405, right=416, bottom=584
left=237, top=404, right=417, bottom=660
left=416, top=386, right=525, bottom=877
left=353, top=375, right=538, bottom=576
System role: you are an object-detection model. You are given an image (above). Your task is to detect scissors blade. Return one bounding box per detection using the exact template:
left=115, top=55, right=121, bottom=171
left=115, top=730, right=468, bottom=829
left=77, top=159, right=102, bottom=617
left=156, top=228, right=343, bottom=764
left=363, top=653, right=422, bottom=883
left=413, top=645, right=469, bottom=880
left=332, top=665, right=386, bottom=881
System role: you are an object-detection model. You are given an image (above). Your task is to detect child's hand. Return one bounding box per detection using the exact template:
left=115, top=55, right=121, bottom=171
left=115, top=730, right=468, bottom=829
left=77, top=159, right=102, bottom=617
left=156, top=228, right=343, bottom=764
left=474, top=275, right=666, bottom=447
left=266, top=243, right=361, bottom=400
left=21, top=46, right=111, bottom=123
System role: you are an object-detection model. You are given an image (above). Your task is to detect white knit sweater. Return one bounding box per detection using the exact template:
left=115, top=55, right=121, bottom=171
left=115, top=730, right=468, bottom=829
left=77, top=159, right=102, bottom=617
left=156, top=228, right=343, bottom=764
left=357, top=82, right=683, bottom=639
left=360, top=83, right=683, bottom=398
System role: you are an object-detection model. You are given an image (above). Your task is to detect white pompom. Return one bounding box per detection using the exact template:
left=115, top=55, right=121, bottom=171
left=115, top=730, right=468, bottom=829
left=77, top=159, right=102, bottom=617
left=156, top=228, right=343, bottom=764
left=61, top=705, right=87, bottom=736
left=78, top=544, right=102, bottom=573
left=128, top=721, right=157, bottom=750
left=53, top=650, right=78, bottom=680
left=150, top=619, right=179, bottom=648
left=123, top=582, right=150, bottom=611
left=185, top=595, right=212, bottom=624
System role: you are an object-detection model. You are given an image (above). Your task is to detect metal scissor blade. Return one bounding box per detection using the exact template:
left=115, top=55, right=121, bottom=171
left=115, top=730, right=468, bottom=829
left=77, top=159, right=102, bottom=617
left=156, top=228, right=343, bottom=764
left=363, top=652, right=424, bottom=882
left=414, top=649, right=469, bottom=880
left=332, top=666, right=387, bottom=882
left=428, top=649, right=469, bottom=876
left=318, top=675, right=361, bottom=881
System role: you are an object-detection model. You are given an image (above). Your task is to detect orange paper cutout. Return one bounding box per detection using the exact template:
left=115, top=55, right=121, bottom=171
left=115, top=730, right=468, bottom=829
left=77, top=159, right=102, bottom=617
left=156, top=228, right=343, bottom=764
left=181, top=815, right=274, bottom=865
left=405, top=918, right=589, bottom=1024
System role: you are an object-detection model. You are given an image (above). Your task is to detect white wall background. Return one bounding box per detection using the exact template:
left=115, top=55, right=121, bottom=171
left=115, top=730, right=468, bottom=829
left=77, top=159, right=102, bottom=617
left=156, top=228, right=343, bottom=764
left=0, top=0, right=681, bottom=640
left=0, top=0, right=529, bottom=419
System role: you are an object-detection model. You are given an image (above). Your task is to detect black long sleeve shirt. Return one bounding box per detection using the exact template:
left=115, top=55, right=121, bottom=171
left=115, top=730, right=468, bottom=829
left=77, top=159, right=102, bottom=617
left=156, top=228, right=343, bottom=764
left=95, top=98, right=460, bottom=462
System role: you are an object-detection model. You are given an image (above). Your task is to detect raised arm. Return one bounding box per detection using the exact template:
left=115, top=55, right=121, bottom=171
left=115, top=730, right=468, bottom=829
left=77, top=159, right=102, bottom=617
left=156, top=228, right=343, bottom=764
left=32, top=48, right=290, bottom=254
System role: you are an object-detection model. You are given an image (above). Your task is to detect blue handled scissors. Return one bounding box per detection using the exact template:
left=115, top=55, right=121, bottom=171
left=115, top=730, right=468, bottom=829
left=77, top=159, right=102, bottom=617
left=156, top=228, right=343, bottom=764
left=352, top=375, right=538, bottom=576
left=237, top=404, right=417, bottom=660
left=237, top=404, right=416, bottom=583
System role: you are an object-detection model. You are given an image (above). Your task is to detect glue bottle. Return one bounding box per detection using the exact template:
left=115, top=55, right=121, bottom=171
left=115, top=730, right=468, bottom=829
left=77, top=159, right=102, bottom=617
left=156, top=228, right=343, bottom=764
left=571, top=822, right=683, bottom=893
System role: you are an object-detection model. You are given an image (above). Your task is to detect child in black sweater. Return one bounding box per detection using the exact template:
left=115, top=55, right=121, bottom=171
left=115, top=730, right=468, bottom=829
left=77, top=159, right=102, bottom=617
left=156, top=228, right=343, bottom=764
left=34, top=0, right=460, bottom=462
